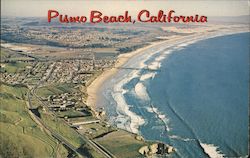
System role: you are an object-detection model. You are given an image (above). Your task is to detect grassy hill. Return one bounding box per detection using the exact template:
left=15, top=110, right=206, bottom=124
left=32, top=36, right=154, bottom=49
left=0, top=83, right=68, bottom=158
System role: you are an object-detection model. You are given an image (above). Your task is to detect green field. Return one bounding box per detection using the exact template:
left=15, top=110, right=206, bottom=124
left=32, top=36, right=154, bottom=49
left=68, top=115, right=96, bottom=123
left=0, top=83, right=68, bottom=158
left=0, top=49, right=34, bottom=62
left=36, top=83, right=79, bottom=98
left=0, top=61, right=30, bottom=73
left=39, top=110, right=86, bottom=148
left=56, top=109, right=87, bottom=118
left=96, top=130, right=149, bottom=158
left=79, top=122, right=116, bottom=139
left=0, top=57, right=156, bottom=158
left=0, top=50, right=10, bottom=59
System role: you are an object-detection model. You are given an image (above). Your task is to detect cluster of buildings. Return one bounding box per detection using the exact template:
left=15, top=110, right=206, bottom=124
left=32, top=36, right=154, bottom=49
left=1, top=20, right=174, bottom=55
left=48, top=59, right=115, bottom=84
left=1, top=24, right=142, bottom=49
left=47, top=92, right=82, bottom=111
left=0, top=58, right=114, bottom=86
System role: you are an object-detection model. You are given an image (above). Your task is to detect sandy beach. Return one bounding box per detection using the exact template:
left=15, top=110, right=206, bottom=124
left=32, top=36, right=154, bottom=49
left=86, top=26, right=248, bottom=109
left=87, top=40, right=167, bottom=107
left=85, top=27, right=249, bottom=158
left=86, top=33, right=198, bottom=108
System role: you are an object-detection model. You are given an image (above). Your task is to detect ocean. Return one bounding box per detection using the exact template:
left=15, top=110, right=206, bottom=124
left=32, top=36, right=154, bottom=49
left=96, top=32, right=249, bottom=158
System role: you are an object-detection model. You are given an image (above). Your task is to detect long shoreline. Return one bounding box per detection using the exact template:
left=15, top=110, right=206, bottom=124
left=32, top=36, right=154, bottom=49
left=86, top=29, right=249, bottom=109
left=86, top=32, right=204, bottom=108
left=87, top=32, right=213, bottom=108
left=86, top=39, right=171, bottom=108
left=86, top=30, right=249, bottom=158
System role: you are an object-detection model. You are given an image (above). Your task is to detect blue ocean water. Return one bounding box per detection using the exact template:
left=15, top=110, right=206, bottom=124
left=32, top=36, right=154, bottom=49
left=97, top=32, right=249, bottom=157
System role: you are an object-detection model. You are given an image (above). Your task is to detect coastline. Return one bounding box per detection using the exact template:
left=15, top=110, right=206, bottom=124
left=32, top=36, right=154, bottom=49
left=87, top=29, right=249, bottom=109
left=86, top=29, right=249, bottom=109
left=86, top=32, right=205, bottom=108
left=86, top=39, right=171, bottom=108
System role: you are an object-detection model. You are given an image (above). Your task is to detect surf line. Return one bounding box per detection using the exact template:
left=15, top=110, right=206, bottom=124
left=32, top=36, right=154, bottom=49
left=161, top=74, right=225, bottom=158
left=150, top=104, right=170, bottom=133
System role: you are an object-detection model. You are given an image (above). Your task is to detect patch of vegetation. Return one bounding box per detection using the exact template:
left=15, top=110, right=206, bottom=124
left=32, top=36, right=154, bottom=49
left=69, top=116, right=96, bottom=123
left=0, top=61, right=30, bottom=73
left=36, top=83, right=79, bottom=98
left=96, top=130, right=148, bottom=158
left=78, top=144, right=106, bottom=158
left=56, top=109, right=86, bottom=118
left=30, top=94, right=42, bottom=109
left=39, top=110, right=86, bottom=148
left=0, top=83, right=68, bottom=158
left=81, top=122, right=115, bottom=139
left=0, top=83, right=27, bottom=99
left=0, top=50, right=11, bottom=59
left=56, top=143, right=69, bottom=158
left=117, top=44, right=147, bottom=54
left=1, top=49, right=35, bottom=62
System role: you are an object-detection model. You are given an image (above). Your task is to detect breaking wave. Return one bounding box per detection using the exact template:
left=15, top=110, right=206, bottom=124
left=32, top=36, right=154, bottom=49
left=148, top=61, right=161, bottom=70
left=134, top=82, right=150, bottom=101
left=111, top=91, right=145, bottom=134
left=101, top=32, right=248, bottom=157
left=200, top=142, right=225, bottom=158
left=146, top=105, right=170, bottom=132
left=169, top=135, right=195, bottom=142
left=110, top=37, right=203, bottom=135
left=140, top=72, right=156, bottom=81
left=111, top=70, right=145, bottom=134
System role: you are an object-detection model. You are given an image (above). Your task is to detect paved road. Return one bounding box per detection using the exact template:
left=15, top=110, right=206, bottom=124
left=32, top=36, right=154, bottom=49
left=31, top=91, right=115, bottom=158
left=27, top=63, right=116, bottom=158
left=27, top=92, right=85, bottom=157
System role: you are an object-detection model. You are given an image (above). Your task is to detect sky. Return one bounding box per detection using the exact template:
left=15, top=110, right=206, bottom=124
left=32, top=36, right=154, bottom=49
left=1, top=0, right=249, bottom=17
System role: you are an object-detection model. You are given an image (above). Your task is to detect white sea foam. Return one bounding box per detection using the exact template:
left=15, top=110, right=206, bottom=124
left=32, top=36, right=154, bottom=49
left=155, top=55, right=166, bottom=62
left=113, top=70, right=139, bottom=92
left=146, top=105, right=170, bottom=132
left=139, top=55, right=151, bottom=68
left=200, top=142, right=225, bottom=158
left=140, top=62, right=147, bottom=68
left=134, top=82, right=150, bottom=101
left=111, top=33, right=225, bottom=135
left=148, top=61, right=161, bottom=70
left=108, top=31, right=242, bottom=138
left=121, top=89, right=128, bottom=94
left=111, top=70, right=146, bottom=134
left=139, top=50, right=161, bottom=68
left=186, top=40, right=199, bottom=45
left=139, top=48, right=173, bottom=72
left=169, top=135, right=195, bottom=142
left=140, top=72, right=156, bottom=81
left=111, top=91, right=145, bottom=133
left=113, top=41, right=172, bottom=132
left=178, top=43, right=189, bottom=47
left=146, top=106, right=157, bottom=113
left=174, top=39, right=200, bottom=50
left=158, top=114, right=166, bottom=119
left=164, top=50, right=172, bottom=55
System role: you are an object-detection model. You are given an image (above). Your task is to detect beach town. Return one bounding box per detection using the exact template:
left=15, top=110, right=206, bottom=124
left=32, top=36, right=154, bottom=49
left=1, top=14, right=248, bottom=157
left=4, top=0, right=250, bottom=148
